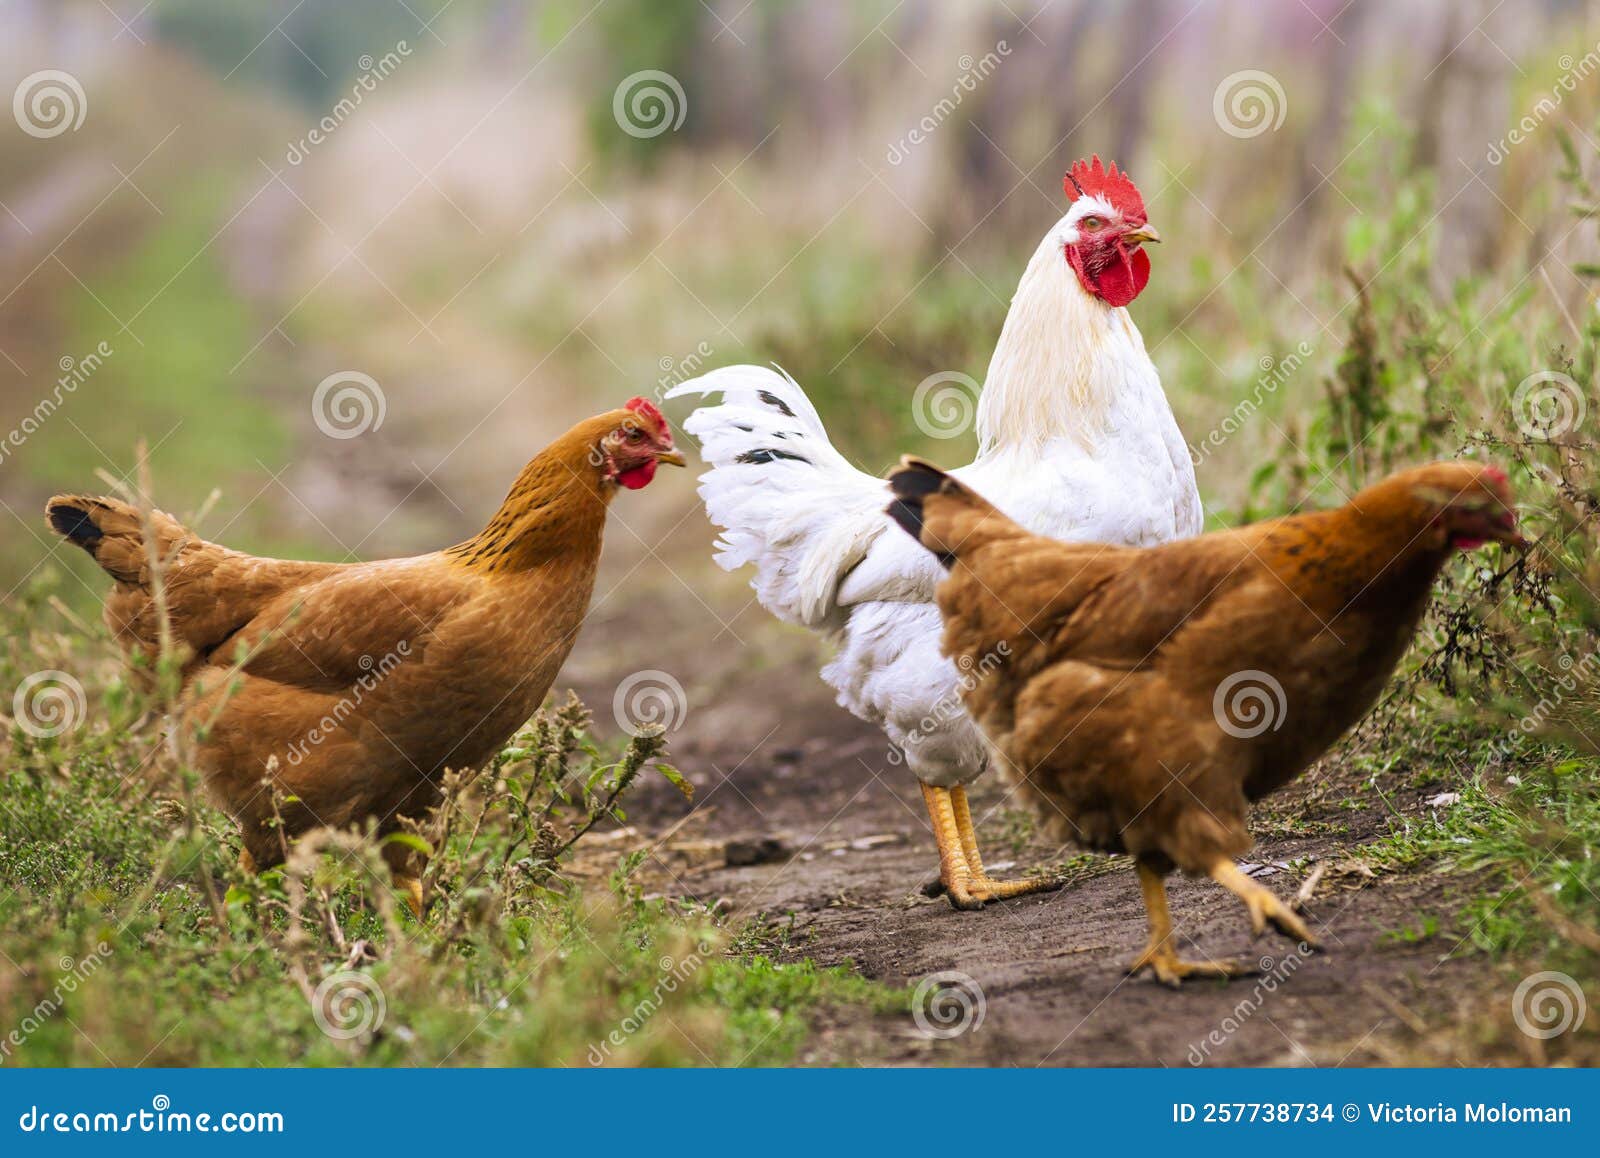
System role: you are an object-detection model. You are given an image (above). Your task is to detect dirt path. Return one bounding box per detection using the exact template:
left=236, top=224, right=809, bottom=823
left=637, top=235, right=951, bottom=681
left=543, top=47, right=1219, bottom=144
left=567, top=594, right=1496, bottom=1068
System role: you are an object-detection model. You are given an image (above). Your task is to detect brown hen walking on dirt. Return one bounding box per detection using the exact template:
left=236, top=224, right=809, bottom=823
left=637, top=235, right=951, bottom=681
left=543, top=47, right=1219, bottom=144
left=886, top=456, right=1524, bottom=985
left=47, top=399, right=684, bottom=917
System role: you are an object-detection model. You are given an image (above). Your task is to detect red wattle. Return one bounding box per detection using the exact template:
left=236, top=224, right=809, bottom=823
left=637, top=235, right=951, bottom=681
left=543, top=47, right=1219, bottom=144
left=1094, top=247, right=1150, bottom=308
left=617, top=461, right=658, bottom=490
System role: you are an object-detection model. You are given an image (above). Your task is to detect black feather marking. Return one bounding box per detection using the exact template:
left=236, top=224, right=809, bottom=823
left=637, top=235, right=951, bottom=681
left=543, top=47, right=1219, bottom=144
left=885, top=461, right=956, bottom=567
left=736, top=448, right=810, bottom=465
left=757, top=389, right=796, bottom=417
left=732, top=423, right=753, bottom=432
left=48, top=504, right=102, bottom=550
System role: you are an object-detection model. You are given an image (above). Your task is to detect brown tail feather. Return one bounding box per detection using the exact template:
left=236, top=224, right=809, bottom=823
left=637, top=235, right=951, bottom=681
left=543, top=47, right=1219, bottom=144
left=886, top=456, right=1024, bottom=566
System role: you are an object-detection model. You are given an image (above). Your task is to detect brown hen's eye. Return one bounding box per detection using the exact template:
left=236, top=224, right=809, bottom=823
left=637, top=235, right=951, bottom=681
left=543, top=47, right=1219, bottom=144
left=626, top=428, right=645, bottom=442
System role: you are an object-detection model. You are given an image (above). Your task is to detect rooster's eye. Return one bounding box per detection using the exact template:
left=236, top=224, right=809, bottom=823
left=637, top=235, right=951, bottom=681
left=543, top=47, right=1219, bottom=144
left=1080, top=216, right=1103, bottom=231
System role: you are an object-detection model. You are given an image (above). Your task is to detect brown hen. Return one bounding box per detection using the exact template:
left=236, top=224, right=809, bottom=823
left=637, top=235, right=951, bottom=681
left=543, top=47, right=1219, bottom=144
left=47, top=399, right=684, bottom=917
left=887, top=456, right=1523, bottom=984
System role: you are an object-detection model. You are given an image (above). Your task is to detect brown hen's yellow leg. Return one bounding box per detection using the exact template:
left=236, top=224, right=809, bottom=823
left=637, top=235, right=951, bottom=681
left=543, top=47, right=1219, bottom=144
left=394, top=874, right=424, bottom=921
left=921, top=784, right=982, bottom=910
left=951, top=785, right=1065, bottom=902
left=1210, top=859, right=1320, bottom=949
left=1127, top=862, right=1252, bottom=987
left=237, top=848, right=257, bottom=875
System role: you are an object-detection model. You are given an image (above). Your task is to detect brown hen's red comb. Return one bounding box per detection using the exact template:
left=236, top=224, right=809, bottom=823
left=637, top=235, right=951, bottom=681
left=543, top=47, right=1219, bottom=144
left=625, top=396, right=664, bottom=425
left=1065, top=155, right=1146, bottom=223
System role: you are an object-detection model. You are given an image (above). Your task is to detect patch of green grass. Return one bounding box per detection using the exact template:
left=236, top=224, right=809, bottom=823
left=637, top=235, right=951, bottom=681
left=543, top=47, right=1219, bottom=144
left=0, top=603, right=902, bottom=1068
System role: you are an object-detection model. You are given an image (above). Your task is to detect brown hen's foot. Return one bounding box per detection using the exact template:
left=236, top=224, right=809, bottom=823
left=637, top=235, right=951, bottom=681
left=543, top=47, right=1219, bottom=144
left=1127, top=942, right=1253, bottom=988
left=949, top=785, right=1063, bottom=904
left=1129, top=860, right=1252, bottom=987
left=394, top=874, right=424, bottom=921
left=1210, top=859, right=1321, bottom=949
left=921, top=784, right=984, bottom=910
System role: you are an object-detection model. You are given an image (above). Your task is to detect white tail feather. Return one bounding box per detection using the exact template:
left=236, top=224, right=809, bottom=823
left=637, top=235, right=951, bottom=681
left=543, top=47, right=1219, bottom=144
left=665, top=365, right=890, bottom=630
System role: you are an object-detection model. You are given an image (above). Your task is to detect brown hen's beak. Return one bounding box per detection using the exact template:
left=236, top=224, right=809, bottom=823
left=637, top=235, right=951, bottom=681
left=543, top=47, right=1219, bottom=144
left=1123, top=224, right=1162, bottom=246
left=655, top=448, right=687, bottom=467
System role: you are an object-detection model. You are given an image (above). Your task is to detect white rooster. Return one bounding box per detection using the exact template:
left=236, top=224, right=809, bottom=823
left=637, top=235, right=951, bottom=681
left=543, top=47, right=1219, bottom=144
left=667, top=157, right=1200, bottom=909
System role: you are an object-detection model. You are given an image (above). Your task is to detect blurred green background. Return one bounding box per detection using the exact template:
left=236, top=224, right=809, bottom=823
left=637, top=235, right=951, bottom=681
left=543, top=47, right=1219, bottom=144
left=0, top=0, right=1594, bottom=592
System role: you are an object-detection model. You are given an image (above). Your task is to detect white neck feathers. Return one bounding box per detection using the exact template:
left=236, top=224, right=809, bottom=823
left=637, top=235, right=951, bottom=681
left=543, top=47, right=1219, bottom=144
left=975, top=231, right=1147, bottom=455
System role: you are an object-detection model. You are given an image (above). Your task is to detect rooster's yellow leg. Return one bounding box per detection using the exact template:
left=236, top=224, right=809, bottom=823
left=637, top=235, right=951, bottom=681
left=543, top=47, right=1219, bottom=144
left=921, top=783, right=983, bottom=910
left=1127, top=862, right=1252, bottom=987
left=1209, top=859, right=1320, bottom=949
left=393, top=874, right=425, bottom=921
left=950, top=785, right=1065, bottom=902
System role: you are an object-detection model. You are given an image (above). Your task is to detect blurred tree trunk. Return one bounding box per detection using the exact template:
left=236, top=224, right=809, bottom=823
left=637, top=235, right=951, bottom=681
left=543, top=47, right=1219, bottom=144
left=1110, top=0, right=1164, bottom=166
left=1416, top=0, right=1514, bottom=291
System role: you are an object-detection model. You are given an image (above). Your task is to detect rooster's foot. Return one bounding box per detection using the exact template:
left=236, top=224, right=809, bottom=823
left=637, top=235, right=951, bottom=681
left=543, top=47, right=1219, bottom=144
left=969, top=874, right=1065, bottom=902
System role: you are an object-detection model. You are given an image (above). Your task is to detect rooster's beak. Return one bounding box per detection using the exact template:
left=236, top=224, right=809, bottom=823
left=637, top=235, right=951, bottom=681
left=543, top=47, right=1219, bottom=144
left=656, top=449, right=688, bottom=467
left=1123, top=224, right=1161, bottom=246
